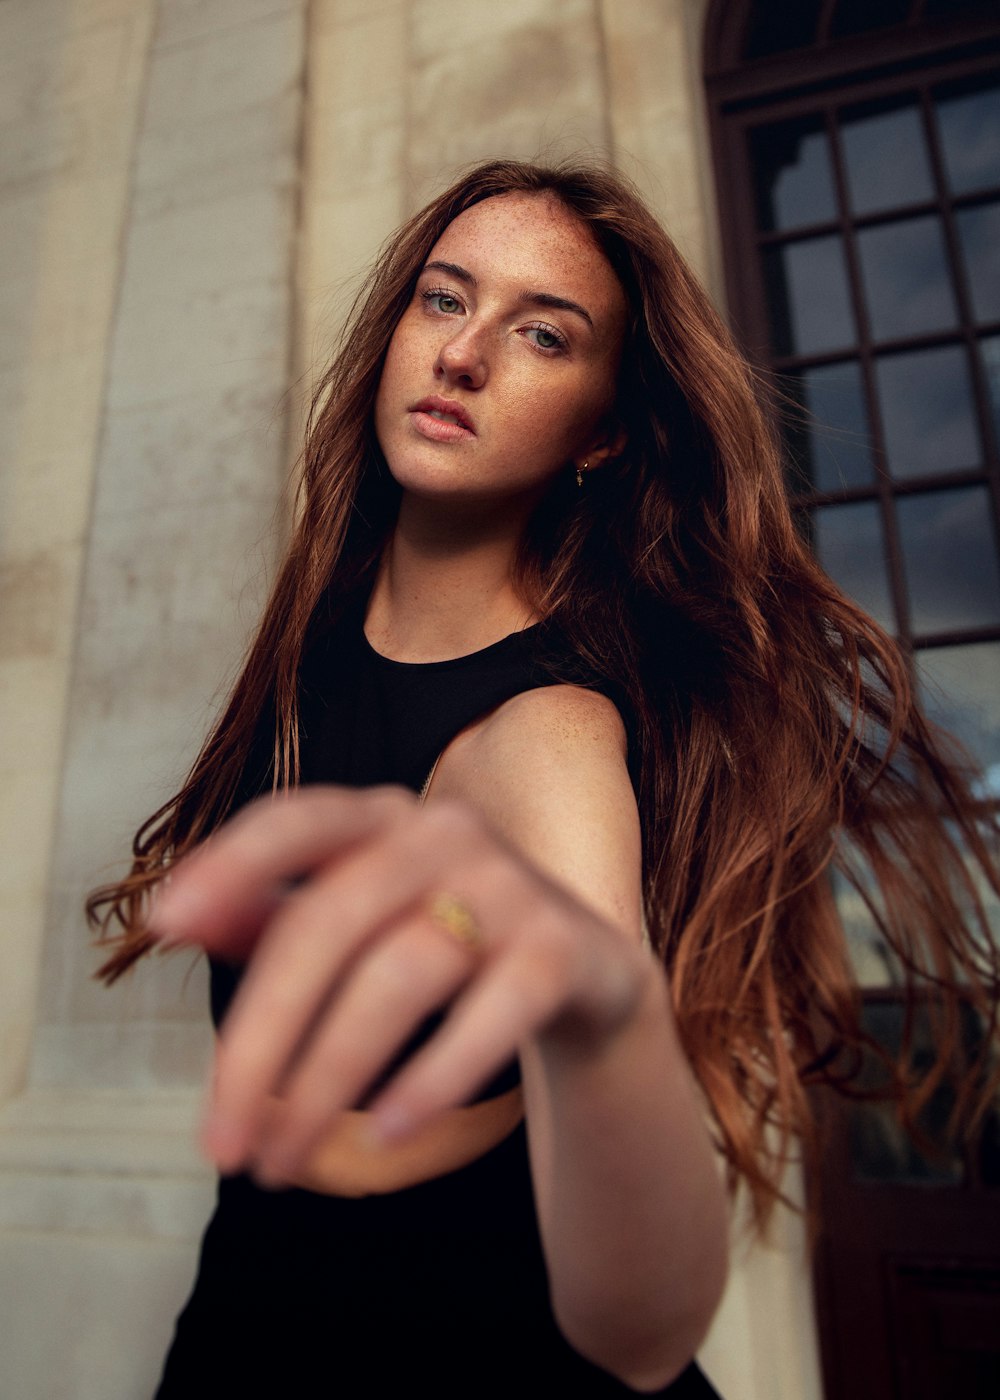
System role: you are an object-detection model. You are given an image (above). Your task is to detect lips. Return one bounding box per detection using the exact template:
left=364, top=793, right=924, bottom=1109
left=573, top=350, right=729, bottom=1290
left=409, top=395, right=476, bottom=442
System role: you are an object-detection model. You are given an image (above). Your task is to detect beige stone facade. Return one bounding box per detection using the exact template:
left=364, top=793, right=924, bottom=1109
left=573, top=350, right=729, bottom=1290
left=0, top=3, right=820, bottom=1396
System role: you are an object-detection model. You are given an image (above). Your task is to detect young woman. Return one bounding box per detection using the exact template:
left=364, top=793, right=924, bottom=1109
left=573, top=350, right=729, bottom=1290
left=90, top=160, right=999, bottom=1397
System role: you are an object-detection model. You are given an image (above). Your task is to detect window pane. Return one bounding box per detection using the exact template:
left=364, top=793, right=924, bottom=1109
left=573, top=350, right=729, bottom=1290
left=833, top=865, right=895, bottom=987
left=898, top=487, right=1000, bottom=634
left=841, top=102, right=934, bottom=216
left=936, top=81, right=1000, bottom=196
left=849, top=1000, right=966, bottom=1186
left=857, top=216, right=958, bottom=340
left=875, top=345, right=980, bottom=479
left=744, top=0, right=822, bottom=58
left=814, top=501, right=895, bottom=630
left=956, top=201, right=1000, bottom=323
left=764, top=236, right=856, bottom=355
left=788, top=362, right=874, bottom=491
left=830, top=0, right=910, bottom=41
left=917, top=642, right=1000, bottom=781
left=751, top=118, right=837, bottom=232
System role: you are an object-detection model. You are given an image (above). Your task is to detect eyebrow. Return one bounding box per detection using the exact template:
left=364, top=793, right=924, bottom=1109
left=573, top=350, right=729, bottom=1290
left=421, top=260, right=595, bottom=330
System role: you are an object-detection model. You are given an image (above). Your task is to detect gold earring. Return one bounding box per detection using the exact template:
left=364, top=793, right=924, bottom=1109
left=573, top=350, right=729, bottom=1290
left=576, top=461, right=587, bottom=488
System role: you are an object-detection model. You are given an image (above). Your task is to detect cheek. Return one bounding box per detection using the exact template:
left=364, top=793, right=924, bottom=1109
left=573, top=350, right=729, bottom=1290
left=378, top=333, right=404, bottom=398
left=528, top=381, right=611, bottom=458
left=374, top=330, right=410, bottom=436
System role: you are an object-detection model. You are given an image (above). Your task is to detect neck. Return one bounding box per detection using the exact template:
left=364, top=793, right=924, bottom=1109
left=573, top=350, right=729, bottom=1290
left=364, top=493, right=539, bottom=662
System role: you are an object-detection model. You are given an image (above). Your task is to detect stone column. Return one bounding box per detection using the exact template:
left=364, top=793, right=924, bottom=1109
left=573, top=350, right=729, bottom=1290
left=0, top=3, right=307, bottom=1396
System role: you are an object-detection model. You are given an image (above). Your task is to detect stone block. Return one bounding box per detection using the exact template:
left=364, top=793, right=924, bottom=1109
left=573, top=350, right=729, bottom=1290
left=142, top=5, right=303, bottom=131
left=0, top=172, right=139, bottom=373
left=317, top=0, right=403, bottom=29
left=310, top=96, right=405, bottom=200
left=310, top=5, right=405, bottom=112
left=0, top=549, right=66, bottom=662
left=155, top=0, right=300, bottom=50
left=31, top=1016, right=215, bottom=1091
left=406, top=16, right=609, bottom=197
left=133, top=89, right=300, bottom=218
left=0, top=110, right=82, bottom=189
left=0, top=1228, right=197, bottom=1400
left=0, top=1168, right=213, bottom=1239
left=0, top=0, right=142, bottom=54
left=0, top=358, right=108, bottom=554
left=97, top=379, right=291, bottom=517
left=106, top=269, right=290, bottom=411
left=298, top=182, right=405, bottom=355
left=410, top=0, right=592, bottom=54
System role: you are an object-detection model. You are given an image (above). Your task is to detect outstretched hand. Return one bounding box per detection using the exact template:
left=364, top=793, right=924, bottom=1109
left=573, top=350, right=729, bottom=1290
left=148, top=785, right=652, bottom=1185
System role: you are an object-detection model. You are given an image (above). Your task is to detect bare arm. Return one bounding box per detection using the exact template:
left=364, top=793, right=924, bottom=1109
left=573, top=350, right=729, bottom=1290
left=147, top=689, right=727, bottom=1392
left=435, top=686, right=728, bottom=1389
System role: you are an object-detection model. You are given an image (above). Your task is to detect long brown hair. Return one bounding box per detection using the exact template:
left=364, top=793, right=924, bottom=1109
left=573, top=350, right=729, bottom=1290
left=89, top=159, right=1000, bottom=1224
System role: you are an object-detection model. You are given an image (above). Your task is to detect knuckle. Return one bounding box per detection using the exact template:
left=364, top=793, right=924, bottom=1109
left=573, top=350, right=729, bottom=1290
left=419, top=796, right=483, bottom=847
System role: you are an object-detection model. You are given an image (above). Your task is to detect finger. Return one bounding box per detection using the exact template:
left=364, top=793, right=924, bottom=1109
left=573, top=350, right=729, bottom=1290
left=369, top=914, right=580, bottom=1141
left=250, top=914, right=479, bottom=1182
left=202, top=808, right=487, bottom=1170
left=148, top=786, right=415, bottom=954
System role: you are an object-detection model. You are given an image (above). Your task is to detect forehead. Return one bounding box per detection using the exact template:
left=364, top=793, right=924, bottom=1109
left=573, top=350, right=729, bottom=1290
left=428, top=192, right=626, bottom=333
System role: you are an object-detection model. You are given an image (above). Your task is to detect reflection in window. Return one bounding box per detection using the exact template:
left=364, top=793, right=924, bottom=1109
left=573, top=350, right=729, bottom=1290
left=814, top=501, right=894, bottom=630
left=788, top=362, right=874, bottom=492
left=917, top=642, right=1000, bottom=778
left=764, top=236, right=855, bottom=355
left=875, top=346, right=980, bottom=479
left=898, top=487, right=1000, bottom=634
left=831, top=863, right=897, bottom=987
left=751, top=118, right=836, bottom=231
left=936, top=81, right=1000, bottom=195
left=848, top=999, right=970, bottom=1186
left=857, top=216, right=958, bottom=340
left=956, top=202, right=1000, bottom=323
left=840, top=102, right=933, bottom=215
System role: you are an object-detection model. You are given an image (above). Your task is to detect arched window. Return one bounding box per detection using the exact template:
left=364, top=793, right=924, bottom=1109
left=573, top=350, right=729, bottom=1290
left=706, top=1, right=1000, bottom=791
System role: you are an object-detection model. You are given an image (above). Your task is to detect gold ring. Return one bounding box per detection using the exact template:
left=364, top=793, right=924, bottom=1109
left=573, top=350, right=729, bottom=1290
left=427, top=893, right=484, bottom=952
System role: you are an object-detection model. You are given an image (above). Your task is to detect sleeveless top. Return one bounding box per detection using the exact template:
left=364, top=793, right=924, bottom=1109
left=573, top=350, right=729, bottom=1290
left=154, top=602, right=722, bottom=1399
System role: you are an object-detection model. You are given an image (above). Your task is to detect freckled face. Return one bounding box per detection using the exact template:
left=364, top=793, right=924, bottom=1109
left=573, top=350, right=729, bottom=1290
left=374, top=193, right=627, bottom=506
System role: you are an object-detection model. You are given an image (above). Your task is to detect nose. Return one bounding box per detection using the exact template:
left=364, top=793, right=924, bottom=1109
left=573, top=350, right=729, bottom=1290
left=435, top=323, right=487, bottom=390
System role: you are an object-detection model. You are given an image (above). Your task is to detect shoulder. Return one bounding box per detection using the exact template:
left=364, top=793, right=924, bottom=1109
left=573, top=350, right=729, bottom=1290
left=476, top=680, right=627, bottom=759
left=432, top=685, right=642, bottom=937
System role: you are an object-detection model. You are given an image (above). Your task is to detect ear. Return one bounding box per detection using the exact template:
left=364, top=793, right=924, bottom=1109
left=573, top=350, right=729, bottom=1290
left=575, top=418, right=627, bottom=477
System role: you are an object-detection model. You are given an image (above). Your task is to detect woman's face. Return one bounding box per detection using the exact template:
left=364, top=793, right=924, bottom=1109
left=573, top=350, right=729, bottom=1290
left=374, top=193, right=627, bottom=510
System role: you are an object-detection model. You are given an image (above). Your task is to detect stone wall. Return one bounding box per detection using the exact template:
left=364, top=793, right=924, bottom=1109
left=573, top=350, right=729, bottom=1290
left=0, top=3, right=819, bottom=1396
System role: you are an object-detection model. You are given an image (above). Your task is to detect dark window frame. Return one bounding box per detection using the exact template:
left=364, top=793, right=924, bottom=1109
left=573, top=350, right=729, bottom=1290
left=705, top=3, right=1000, bottom=659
